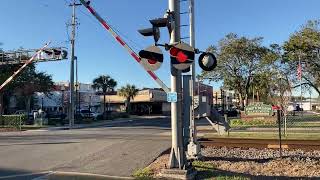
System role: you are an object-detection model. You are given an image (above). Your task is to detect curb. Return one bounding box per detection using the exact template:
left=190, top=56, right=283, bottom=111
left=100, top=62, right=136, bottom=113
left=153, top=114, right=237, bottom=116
left=44, top=171, right=134, bottom=180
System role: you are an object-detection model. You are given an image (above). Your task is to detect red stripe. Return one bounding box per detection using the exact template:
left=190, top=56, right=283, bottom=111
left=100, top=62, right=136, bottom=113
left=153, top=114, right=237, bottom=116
left=147, top=70, right=157, bottom=80
left=87, top=6, right=95, bottom=14
left=131, top=52, right=141, bottom=62
left=101, top=21, right=110, bottom=30
left=115, top=36, right=125, bottom=46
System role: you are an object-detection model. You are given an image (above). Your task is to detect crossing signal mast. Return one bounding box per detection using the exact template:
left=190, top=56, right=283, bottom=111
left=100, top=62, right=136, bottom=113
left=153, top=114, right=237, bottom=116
left=0, top=47, right=67, bottom=66
left=78, top=0, right=217, bottom=174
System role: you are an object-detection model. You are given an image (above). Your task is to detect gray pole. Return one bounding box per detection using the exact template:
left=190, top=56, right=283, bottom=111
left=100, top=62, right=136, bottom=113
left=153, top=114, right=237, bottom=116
left=186, top=0, right=200, bottom=159
left=69, top=1, right=81, bottom=128
left=168, top=0, right=184, bottom=169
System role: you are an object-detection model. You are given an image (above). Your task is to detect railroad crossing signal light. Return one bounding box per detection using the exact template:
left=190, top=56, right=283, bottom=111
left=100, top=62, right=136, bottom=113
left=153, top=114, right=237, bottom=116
left=138, top=45, right=163, bottom=71
left=198, top=52, right=217, bottom=71
left=138, top=27, right=160, bottom=43
left=38, top=48, right=68, bottom=60
left=169, top=42, right=194, bottom=71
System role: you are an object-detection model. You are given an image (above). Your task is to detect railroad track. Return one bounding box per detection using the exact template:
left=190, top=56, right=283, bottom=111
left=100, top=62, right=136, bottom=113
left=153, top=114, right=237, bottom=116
left=199, top=138, right=320, bottom=150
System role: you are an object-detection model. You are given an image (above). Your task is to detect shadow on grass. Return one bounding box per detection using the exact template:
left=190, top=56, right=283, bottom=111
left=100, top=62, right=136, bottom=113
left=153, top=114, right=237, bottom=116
left=192, top=159, right=318, bottom=180
left=194, top=165, right=318, bottom=180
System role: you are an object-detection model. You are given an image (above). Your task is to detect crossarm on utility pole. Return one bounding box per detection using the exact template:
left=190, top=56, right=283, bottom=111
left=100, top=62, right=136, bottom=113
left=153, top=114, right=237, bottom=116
left=0, top=42, right=51, bottom=91
left=79, top=0, right=170, bottom=93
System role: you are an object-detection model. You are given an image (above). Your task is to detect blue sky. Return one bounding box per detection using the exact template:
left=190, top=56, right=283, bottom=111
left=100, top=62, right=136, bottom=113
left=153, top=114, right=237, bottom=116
left=1, top=0, right=320, bottom=95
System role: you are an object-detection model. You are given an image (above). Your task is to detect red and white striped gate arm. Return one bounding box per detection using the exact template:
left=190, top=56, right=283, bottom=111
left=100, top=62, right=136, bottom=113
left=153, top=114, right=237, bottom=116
left=79, top=0, right=170, bottom=93
left=0, top=42, right=51, bottom=91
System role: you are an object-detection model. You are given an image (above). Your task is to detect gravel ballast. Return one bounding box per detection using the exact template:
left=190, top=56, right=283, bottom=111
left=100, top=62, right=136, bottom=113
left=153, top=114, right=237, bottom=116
left=148, top=147, right=320, bottom=178
left=202, top=147, right=320, bottom=177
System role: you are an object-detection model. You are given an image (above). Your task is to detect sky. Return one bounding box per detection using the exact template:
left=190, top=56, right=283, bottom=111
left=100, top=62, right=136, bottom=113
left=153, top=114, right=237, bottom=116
left=1, top=0, right=320, bottom=96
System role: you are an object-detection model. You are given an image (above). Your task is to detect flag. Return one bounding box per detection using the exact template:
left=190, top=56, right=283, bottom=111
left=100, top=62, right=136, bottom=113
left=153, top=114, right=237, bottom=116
left=297, top=62, right=302, bottom=80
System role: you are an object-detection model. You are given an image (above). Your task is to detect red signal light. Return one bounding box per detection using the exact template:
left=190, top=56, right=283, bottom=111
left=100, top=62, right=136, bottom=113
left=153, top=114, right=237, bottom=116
left=170, top=47, right=188, bottom=63
left=169, top=47, right=179, bottom=56
left=147, top=59, right=157, bottom=64
left=176, top=51, right=188, bottom=63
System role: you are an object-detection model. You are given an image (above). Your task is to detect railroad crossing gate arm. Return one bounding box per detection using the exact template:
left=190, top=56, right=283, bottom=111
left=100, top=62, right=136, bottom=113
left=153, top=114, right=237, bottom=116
left=0, top=42, right=51, bottom=91
left=79, top=0, right=170, bottom=93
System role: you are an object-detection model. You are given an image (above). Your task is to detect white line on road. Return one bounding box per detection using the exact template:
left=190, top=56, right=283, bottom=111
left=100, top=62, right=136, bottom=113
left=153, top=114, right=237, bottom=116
left=0, top=171, right=52, bottom=179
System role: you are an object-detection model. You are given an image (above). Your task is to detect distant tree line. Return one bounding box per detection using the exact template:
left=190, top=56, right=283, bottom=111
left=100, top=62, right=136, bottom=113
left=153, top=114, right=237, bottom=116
left=200, top=20, right=320, bottom=109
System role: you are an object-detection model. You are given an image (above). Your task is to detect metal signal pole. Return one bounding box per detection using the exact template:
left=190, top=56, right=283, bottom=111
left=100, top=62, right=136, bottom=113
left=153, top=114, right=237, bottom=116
left=69, top=1, right=81, bottom=128
left=186, top=0, right=201, bottom=159
left=168, top=0, right=185, bottom=169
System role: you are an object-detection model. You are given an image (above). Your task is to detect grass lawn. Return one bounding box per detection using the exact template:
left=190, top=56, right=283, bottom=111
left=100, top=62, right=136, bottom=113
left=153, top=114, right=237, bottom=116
left=192, top=161, right=249, bottom=180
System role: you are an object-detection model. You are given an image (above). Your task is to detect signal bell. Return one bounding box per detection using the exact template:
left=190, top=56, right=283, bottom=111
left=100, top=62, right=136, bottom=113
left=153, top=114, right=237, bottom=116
left=198, top=52, right=217, bottom=71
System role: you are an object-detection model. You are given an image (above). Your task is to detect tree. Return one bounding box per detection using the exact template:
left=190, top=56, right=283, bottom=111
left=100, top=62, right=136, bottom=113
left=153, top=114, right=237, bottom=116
left=0, top=62, right=54, bottom=114
left=118, top=84, right=139, bottom=113
left=199, top=33, right=279, bottom=109
left=92, top=75, right=117, bottom=116
left=283, top=20, right=320, bottom=96
left=14, top=64, right=54, bottom=113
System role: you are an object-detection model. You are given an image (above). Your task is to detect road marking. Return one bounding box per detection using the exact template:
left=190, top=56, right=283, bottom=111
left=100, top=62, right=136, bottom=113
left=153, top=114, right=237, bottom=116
left=49, top=171, right=134, bottom=179
left=0, top=171, right=52, bottom=179
left=32, top=171, right=55, bottom=180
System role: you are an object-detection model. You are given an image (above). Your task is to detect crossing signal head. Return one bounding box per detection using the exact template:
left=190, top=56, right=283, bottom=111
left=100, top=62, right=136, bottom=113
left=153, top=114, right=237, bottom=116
left=150, top=18, right=168, bottom=28
left=169, top=42, right=195, bottom=71
left=198, top=52, right=217, bottom=71
left=138, top=45, right=163, bottom=71
left=138, top=27, right=160, bottom=43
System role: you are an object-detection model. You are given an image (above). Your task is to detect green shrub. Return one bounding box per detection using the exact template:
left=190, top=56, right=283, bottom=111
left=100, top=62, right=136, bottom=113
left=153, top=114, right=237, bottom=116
left=133, top=167, right=153, bottom=179
left=0, top=115, right=26, bottom=129
left=230, top=118, right=276, bottom=127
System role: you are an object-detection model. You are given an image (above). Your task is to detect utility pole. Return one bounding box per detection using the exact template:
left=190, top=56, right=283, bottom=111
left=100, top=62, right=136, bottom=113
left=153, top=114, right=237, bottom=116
left=68, top=1, right=81, bottom=128
left=168, top=0, right=185, bottom=169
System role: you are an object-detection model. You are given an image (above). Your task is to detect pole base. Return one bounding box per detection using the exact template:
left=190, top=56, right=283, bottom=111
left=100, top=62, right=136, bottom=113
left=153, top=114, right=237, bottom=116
left=187, top=142, right=201, bottom=160
left=159, top=167, right=197, bottom=180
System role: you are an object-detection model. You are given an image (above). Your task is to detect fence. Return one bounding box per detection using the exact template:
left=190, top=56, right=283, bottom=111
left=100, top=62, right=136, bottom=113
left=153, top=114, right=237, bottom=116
left=225, top=110, right=320, bottom=140
left=0, top=115, right=26, bottom=130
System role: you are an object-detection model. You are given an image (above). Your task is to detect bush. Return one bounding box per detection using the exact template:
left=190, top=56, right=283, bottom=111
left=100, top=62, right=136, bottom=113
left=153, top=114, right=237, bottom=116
left=0, top=115, right=26, bottom=129
left=133, top=167, right=153, bottom=179
left=230, top=118, right=276, bottom=127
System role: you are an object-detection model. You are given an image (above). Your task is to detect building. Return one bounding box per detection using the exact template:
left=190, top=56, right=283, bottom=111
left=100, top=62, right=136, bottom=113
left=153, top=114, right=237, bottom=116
left=103, top=83, right=214, bottom=115
left=212, top=89, right=237, bottom=110
left=103, top=88, right=170, bottom=115
left=9, top=82, right=101, bottom=114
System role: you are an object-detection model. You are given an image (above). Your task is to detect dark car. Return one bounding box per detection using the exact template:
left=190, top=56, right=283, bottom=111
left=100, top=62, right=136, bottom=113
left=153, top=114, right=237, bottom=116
left=46, top=112, right=67, bottom=125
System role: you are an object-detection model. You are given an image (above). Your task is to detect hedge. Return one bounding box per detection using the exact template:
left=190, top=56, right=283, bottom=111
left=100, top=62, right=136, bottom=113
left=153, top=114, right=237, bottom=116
left=0, top=115, right=27, bottom=129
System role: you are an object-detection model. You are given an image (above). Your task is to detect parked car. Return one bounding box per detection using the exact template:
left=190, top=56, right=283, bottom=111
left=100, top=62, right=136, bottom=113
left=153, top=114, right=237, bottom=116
left=46, top=111, right=67, bottom=125
left=79, top=109, right=95, bottom=119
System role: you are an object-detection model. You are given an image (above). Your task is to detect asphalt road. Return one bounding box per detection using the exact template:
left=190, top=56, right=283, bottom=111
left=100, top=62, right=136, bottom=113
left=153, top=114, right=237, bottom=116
left=0, top=117, right=171, bottom=179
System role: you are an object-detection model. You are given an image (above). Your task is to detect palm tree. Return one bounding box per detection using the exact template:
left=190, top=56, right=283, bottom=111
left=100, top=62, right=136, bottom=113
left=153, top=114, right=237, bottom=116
left=118, top=84, right=139, bottom=113
left=92, top=75, right=117, bottom=117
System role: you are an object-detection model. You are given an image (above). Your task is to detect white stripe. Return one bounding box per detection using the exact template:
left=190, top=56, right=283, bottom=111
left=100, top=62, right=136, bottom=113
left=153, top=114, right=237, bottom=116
left=0, top=171, right=52, bottom=179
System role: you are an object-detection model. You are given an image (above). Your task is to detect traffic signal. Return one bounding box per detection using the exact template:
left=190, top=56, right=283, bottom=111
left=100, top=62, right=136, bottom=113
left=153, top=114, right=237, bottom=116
left=198, top=52, right=217, bottom=71
left=138, top=12, right=175, bottom=44
left=169, top=42, right=195, bottom=71
left=138, top=27, right=160, bottom=43
left=38, top=48, right=68, bottom=60
left=138, top=45, right=163, bottom=71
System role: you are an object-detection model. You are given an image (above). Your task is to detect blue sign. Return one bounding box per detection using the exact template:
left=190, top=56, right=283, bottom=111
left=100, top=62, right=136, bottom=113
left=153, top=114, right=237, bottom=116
left=167, top=92, right=177, bottom=102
